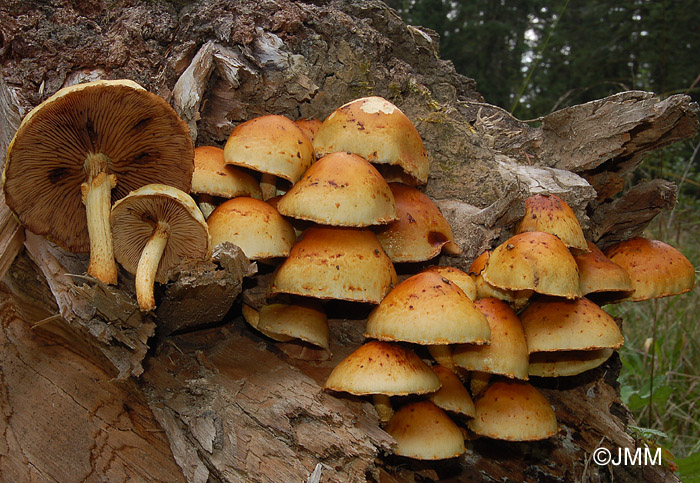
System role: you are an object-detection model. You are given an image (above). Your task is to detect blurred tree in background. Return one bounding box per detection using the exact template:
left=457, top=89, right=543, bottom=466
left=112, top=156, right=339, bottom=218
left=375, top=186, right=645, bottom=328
left=386, top=0, right=700, bottom=120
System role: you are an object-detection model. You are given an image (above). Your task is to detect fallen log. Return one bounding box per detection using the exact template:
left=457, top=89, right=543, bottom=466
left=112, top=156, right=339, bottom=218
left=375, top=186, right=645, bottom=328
left=0, top=0, right=696, bottom=481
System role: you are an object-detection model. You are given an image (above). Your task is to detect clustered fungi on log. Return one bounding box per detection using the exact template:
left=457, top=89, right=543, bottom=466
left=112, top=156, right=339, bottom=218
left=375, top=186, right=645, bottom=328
left=0, top=0, right=698, bottom=481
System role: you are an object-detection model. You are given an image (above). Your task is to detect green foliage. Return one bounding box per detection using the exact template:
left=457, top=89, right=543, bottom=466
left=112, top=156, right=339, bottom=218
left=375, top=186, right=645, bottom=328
left=677, top=451, right=700, bottom=482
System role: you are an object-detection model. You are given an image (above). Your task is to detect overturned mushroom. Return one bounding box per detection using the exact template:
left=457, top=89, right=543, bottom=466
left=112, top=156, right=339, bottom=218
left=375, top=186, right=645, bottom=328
left=3, top=79, right=194, bottom=284
left=110, top=184, right=210, bottom=311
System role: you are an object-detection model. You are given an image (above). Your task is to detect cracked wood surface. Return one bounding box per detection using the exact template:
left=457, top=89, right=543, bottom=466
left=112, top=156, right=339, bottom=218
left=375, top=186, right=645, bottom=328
left=143, top=319, right=392, bottom=483
left=0, top=287, right=183, bottom=482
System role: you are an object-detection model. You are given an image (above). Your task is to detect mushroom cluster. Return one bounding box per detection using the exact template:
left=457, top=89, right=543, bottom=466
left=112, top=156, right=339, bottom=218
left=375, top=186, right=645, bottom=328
left=324, top=189, right=694, bottom=460
left=7, top=81, right=696, bottom=464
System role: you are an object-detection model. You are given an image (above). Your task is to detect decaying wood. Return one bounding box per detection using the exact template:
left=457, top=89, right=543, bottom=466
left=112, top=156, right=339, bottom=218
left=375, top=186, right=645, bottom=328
left=156, top=242, right=256, bottom=336
left=143, top=319, right=392, bottom=483
left=589, top=179, right=678, bottom=249
left=0, top=287, right=183, bottom=481
left=0, top=0, right=697, bottom=481
left=0, top=191, right=23, bottom=280
left=6, top=231, right=155, bottom=378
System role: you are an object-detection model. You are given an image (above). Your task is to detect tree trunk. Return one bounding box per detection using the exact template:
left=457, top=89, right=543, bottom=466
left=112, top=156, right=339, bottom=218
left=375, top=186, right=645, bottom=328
left=0, top=0, right=697, bottom=481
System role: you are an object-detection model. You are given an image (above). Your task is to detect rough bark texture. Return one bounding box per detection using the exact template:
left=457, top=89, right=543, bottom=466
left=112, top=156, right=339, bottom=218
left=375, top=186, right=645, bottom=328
left=0, top=0, right=697, bottom=482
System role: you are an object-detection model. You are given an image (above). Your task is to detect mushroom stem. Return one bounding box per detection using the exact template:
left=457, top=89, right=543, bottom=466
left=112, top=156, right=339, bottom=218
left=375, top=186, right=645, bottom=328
left=373, top=394, right=394, bottom=424
left=196, top=193, right=217, bottom=219
left=260, top=173, right=278, bottom=200
left=135, top=221, right=171, bottom=311
left=81, top=168, right=118, bottom=284
left=429, top=344, right=456, bottom=371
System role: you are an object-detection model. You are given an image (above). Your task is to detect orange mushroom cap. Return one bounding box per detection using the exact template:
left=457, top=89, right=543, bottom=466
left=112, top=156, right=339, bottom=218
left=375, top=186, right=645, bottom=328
left=574, top=240, right=633, bottom=298
left=314, top=97, right=430, bottom=185
left=223, top=114, right=314, bottom=184
left=384, top=401, right=466, bottom=460
left=520, top=296, right=624, bottom=353
left=468, top=381, right=558, bottom=441
left=483, top=232, right=581, bottom=299
left=375, top=183, right=461, bottom=262
left=452, top=298, right=529, bottom=380
left=207, top=197, right=296, bottom=260
left=269, top=226, right=397, bottom=304
left=604, top=237, right=695, bottom=302
left=324, top=340, right=440, bottom=396
left=364, top=271, right=490, bottom=345
left=515, top=193, right=588, bottom=251
left=277, top=152, right=397, bottom=227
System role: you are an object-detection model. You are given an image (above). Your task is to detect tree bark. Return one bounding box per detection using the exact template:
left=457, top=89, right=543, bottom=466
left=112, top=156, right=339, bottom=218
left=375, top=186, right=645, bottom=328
left=0, top=0, right=697, bottom=481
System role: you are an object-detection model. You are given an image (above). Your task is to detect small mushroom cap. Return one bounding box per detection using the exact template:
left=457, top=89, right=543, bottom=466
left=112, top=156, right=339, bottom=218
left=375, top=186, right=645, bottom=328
left=314, top=97, right=430, bottom=185
left=452, top=298, right=529, bottom=380
left=206, top=197, right=296, bottom=260
left=423, top=266, right=477, bottom=301
left=483, top=232, right=581, bottom=299
left=384, top=401, right=466, bottom=460
left=245, top=301, right=329, bottom=350
left=276, top=152, right=397, bottom=227
left=515, top=194, right=588, bottom=251
left=191, top=146, right=262, bottom=199
left=429, top=365, right=476, bottom=417
left=110, top=184, right=210, bottom=283
left=604, top=237, right=695, bottom=302
left=529, top=348, right=614, bottom=377
left=364, top=271, right=491, bottom=345
left=520, top=297, right=624, bottom=353
left=468, top=381, right=558, bottom=441
left=223, top=114, right=314, bottom=183
left=469, top=251, right=522, bottom=303
left=241, top=303, right=294, bottom=342
left=324, top=340, right=440, bottom=396
left=269, top=226, right=397, bottom=304
left=375, top=183, right=461, bottom=262
left=4, top=79, right=194, bottom=252
left=294, top=118, right=322, bottom=143
left=575, top=240, right=634, bottom=297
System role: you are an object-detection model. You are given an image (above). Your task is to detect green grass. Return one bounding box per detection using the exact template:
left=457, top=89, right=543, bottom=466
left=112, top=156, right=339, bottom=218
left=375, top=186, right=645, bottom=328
left=607, top=201, right=700, bottom=478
